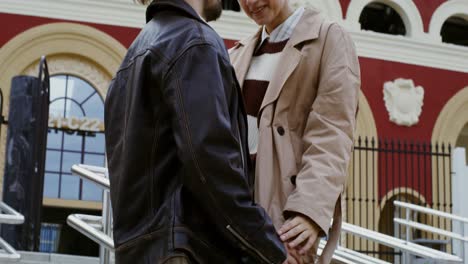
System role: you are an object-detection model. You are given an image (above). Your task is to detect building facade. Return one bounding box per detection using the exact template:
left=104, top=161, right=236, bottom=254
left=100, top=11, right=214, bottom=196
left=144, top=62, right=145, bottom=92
left=0, top=0, right=467, bottom=259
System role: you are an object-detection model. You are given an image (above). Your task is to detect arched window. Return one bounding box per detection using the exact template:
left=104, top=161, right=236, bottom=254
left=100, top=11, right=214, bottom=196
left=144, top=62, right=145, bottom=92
left=359, top=2, right=406, bottom=35
left=441, top=16, right=468, bottom=46
left=44, top=75, right=105, bottom=201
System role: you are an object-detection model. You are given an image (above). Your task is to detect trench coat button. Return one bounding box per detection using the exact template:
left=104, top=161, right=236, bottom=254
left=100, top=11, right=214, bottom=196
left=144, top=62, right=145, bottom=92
left=277, top=126, right=285, bottom=136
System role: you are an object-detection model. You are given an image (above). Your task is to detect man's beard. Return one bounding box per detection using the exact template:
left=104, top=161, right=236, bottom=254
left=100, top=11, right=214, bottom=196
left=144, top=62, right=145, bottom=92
left=204, top=0, right=222, bottom=22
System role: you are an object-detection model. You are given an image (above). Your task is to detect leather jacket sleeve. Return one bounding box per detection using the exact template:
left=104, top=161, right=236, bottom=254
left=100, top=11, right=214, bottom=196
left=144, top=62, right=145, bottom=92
left=161, top=42, right=286, bottom=264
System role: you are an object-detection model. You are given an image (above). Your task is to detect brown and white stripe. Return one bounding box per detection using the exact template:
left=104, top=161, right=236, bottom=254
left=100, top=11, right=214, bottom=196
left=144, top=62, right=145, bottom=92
left=242, top=7, right=304, bottom=155
left=243, top=39, right=288, bottom=154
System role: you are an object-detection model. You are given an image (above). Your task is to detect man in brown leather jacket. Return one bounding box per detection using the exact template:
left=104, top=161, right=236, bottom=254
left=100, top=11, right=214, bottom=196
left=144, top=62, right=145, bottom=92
left=104, top=0, right=287, bottom=263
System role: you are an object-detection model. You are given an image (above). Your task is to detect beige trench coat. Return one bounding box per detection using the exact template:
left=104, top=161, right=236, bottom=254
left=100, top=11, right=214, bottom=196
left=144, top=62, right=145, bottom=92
left=229, top=8, right=360, bottom=263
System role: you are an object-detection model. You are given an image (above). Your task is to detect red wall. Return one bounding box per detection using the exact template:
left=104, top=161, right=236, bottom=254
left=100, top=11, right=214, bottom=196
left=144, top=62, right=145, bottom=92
left=412, top=0, right=447, bottom=32
left=339, top=0, right=351, bottom=19
left=0, top=13, right=140, bottom=48
left=359, top=57, right=468, bottom=141
left=1, top=13, right=242, bottom=53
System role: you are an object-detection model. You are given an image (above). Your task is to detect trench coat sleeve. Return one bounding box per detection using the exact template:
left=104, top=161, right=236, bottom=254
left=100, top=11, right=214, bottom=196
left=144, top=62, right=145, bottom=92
left=283, top=24, right=360, bottom=235
left=163, top=43, right=286, bottom=263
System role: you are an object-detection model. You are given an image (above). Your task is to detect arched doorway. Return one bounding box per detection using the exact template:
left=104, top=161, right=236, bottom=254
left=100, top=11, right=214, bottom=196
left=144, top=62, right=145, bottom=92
left=455, top=123, right=468, bottom=164
left=378, top=191, right=426, bottom=262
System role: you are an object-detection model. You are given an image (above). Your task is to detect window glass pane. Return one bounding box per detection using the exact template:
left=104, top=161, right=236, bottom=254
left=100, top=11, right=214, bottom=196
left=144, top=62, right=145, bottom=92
left=45, top=150, right=61, bottom=172
left=47, top=130, right=62, bottom=149
left=43, top=173, right=59, bottom=198
left=441, top=16, right=468, bottom=47
left=49, top=100, right=65, bottom=118
left=66, top=76, right=95, bottom=104
left=63, top=131, right=83, bottom=151
left=359, top=3, right=406, bottom=35
left=81, top=180, right=102, bottom=201
left=82, top=93, right=104, bottom=120
left=84, top=154, right=105, bottom=167
left=85, top=133, right=105, bottom=153
left=50, top=76, right=67, bottom=101
left=64, top=100, right=85, bottom=118
left=60, top=174, right=79, bottom=200
left=61, top=152, right=81, bottom=174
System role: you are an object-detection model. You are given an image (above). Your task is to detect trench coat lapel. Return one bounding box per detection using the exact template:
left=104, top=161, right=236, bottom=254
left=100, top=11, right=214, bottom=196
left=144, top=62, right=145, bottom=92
left=258, top=8, right=324, bottom=114
left=230, top=30, right=261, bottom=89
left=258, top=46, right=302, bottom=114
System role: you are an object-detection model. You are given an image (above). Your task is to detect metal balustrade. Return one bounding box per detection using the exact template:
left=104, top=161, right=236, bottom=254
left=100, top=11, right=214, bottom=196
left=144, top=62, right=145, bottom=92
left=394, top=200, right=468, bottom=263
left=342, top=222, right=463, bottom=263
left=68, top=164, right=113, bottom=264
left=0, top=202, right=25, bottom=261
left=69, top=164, right=465, bottom=263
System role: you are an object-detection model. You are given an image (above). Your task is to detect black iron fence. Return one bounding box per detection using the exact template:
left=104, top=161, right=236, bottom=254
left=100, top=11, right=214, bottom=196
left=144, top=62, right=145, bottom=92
left=345, top=136, right=452, bottom=262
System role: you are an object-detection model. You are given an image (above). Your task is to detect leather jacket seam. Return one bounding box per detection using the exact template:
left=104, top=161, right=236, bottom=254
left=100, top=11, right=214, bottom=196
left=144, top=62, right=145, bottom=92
left=163, top=41, right=215, bottom=79
left=149, top=115, right=161, bottom=215
left=115, top=49, right=150, bottom=76
left=171, top=69, right=233, bottom=226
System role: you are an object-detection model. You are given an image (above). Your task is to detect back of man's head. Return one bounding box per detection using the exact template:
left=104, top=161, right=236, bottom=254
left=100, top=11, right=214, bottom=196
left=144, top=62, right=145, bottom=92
left=134, top=0, right=152, bottom=4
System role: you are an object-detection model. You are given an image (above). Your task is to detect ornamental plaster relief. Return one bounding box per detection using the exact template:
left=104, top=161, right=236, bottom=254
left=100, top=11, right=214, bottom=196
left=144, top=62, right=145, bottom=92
left=383, top=78, right=424, bottom=127
left=22, top=55, right=111, bottom=99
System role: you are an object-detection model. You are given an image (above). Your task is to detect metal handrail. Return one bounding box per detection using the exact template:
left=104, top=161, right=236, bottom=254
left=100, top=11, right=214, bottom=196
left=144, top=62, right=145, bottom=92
left=67, top=214, right=114, bottom=251
left=342, top=222, right=463, bottom=262
left=394, top=218, right=468, bottom=243
left=0, top=201, right=25, bottom=262
left=71, top=164, right=109, bottom=190
left=69, top=164, right=114, bottom=264
left=394, top=200, right=468, bottom=262
left=0, top=237, right=21, bottom=261
left=394, top=200, right=468, bottom=224
left=318, top=240, right=391, bottom=264
left=0, top=202, right=24, bottom=225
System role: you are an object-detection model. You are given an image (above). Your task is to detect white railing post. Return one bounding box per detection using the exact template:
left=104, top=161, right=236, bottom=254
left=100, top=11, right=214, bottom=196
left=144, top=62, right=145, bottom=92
left=452, top=147, right=468, bottom=262
left=100, top=181, right=112, bottom=264
left=404, top=207, right=411, bottom=264
left=395, top=205, right=401, bottom=264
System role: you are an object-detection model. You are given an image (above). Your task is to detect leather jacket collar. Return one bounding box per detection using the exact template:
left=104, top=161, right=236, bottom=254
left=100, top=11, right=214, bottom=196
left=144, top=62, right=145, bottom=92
left=146, top=0, right=206, bottom=24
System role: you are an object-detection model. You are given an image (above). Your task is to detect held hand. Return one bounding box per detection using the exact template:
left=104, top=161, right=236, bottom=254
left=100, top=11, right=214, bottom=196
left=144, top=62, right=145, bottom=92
left=278, top=215, right=320, bottom=255
left=282, top=243, right=302, bottom=264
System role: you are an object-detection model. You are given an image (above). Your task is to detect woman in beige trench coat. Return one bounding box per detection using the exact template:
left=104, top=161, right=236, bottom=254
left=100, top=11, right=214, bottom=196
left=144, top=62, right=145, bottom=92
left=229, top=1, right=360, bottom=262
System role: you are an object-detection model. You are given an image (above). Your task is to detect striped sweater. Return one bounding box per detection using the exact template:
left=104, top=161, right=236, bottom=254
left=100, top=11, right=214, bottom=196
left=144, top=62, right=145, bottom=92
left=242, top=7, right=304, bottom=155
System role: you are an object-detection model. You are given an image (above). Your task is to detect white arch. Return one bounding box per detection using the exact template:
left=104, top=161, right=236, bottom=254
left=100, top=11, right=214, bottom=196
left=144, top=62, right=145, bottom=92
left=0, top=23, right=126, bottom=197
left=429, top=0, right=468, bottom=41
left=346, top=0, right=425, bottom=38
left=291, top=0, right=343, bottom=21
left=432, top=86, right=468, bottom=147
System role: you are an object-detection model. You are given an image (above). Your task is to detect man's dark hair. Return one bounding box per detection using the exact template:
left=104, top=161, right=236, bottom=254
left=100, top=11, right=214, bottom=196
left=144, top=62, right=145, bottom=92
left=134, top=0, right=152, bottom=4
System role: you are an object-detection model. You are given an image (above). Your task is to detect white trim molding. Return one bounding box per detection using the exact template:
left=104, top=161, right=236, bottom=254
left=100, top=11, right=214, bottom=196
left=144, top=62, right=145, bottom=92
left=346, top=0, right=426, bottom=39
left=351, top=29, right=468, bottom=73
left=0, top=0, right=147, bottom=29
left=210, top=11, right=259, bottom=41
left=429, top=0, right=468, bottom=41
left=290, top=0, right=343, bottom=21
